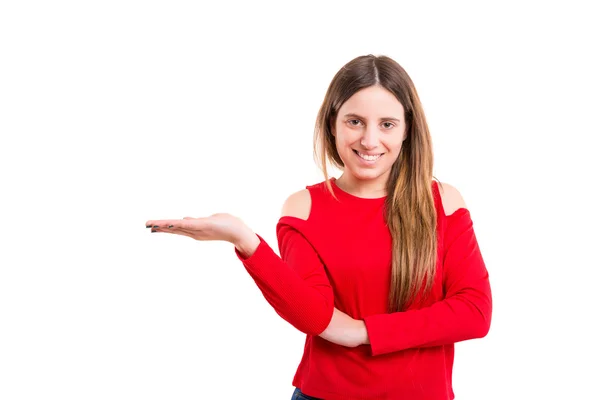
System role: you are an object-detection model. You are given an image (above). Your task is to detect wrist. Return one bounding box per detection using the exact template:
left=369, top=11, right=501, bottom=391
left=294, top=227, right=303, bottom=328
left=358, top=320, right=370, bottom=345
left=234, top=230, right=261, bottom=259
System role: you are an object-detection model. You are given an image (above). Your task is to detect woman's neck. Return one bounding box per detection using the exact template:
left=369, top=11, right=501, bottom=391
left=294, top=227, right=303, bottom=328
left=335, top=173, right=388, bottom=199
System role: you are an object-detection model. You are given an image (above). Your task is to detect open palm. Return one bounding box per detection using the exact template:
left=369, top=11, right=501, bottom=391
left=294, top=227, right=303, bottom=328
left=145, top=213, right=249, bottom=244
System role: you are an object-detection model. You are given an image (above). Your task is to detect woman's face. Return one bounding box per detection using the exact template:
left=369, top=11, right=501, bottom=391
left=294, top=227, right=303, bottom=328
left=333, top=85, right=407, bottom=184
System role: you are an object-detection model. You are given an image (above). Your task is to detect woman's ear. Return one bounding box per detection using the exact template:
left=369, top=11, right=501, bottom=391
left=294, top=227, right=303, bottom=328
left=330, top=116, right=337, bottom=137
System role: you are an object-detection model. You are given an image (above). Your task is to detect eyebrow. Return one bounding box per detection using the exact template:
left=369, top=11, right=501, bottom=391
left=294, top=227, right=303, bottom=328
left=343, top=113, right=401, bottom=122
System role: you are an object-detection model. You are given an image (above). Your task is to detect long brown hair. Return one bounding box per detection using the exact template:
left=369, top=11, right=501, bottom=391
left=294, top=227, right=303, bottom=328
left=313, top=54, right=441, bottom=312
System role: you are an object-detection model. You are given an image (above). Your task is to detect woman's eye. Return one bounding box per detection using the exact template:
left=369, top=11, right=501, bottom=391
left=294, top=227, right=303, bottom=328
left=347, top=120, right=394, bottom=128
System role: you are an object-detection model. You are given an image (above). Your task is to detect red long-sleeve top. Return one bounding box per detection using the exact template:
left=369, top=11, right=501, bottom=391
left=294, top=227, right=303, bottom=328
left=235, top=178, right=492, bottom=399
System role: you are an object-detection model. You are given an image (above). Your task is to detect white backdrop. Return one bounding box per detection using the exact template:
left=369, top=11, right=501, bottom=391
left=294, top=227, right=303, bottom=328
left=1, top=1, right=599, bottom=399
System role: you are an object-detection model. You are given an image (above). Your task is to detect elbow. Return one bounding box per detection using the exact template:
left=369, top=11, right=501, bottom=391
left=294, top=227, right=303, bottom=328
left=459, top=309, right=491, bottom=341
left=466, top=289, right=492, bottom=339
left=287, top=298, right=334, bottom=336
left=458, top=296, right=492, bottom=340
left=474, top=315, right=491, bottom=339
left=474, top=302, right=492, bottom=339
left=304, top=305, right=335, bottom=336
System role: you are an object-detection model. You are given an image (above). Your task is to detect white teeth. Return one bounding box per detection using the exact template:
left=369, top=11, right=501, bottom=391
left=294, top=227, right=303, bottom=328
left=357, top=152, right=382, bottom=161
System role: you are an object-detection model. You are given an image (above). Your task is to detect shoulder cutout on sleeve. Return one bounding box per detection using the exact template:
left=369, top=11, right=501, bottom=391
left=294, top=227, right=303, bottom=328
left=280, top=189, right=312, bottom=221
left=438, top=182, right=468, bottom=217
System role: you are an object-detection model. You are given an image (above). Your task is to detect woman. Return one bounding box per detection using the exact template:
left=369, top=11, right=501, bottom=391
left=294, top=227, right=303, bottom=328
left=146, top=54, right=492, bottom=399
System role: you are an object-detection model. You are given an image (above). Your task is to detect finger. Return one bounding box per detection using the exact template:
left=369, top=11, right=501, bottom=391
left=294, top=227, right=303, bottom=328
left=175, top=217, right=212, bottom=231
left=172, top=227, right=203, bottom=239
left=151, top=227, right=197, bottom=240
left=145, top=216, right=203, bottom=228
left=145, top=219, right=187, bottom=229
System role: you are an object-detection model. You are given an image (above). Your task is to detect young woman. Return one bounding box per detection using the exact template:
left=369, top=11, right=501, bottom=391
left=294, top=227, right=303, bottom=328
left=146, top=54, right=493, bottom=400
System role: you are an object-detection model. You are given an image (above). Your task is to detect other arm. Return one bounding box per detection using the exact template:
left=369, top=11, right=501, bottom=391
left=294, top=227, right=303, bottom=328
left=363, top=183, right=493, bottom=356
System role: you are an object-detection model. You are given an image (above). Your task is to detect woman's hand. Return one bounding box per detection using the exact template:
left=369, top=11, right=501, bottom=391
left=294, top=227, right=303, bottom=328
left=318, top=308, right=370, bottom=348
left=145, top=213, right=257, bottom=250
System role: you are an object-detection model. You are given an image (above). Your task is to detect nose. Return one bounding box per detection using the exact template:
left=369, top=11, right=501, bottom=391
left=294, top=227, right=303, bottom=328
left=360, top=126, right=379, bottom=149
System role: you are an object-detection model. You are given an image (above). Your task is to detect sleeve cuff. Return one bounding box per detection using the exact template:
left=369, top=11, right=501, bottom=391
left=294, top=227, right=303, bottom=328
left=364, top=314, right=386, bottom=356
left=234, top=233, right=263, bottom=259
left=364, top=313, right=411, bottom=356
left=234, top=234, right=279, bottom=275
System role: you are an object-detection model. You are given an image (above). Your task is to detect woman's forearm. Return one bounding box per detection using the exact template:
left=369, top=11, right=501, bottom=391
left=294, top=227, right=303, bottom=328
left=319, top=308, right=370, bottom=347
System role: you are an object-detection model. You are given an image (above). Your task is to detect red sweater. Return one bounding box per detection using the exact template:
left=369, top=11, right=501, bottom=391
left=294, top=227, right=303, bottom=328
left=235, top=178, right=492, bottom=399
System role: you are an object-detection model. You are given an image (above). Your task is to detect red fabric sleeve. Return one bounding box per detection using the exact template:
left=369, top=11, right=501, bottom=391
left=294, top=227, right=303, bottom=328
left=234, top=223, right=334, bottom=336
left=363, top=209, right=492, bottom=356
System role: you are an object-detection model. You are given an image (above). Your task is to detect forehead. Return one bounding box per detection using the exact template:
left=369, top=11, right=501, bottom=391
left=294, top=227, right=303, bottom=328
left=339, top=86, right=404, bottom=117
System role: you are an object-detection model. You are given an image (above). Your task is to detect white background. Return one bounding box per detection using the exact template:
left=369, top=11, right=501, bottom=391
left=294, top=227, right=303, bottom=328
left=1, top=1, right=599, bottom=399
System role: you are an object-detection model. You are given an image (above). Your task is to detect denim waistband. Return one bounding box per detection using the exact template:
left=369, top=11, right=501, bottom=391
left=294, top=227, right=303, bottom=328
left=291, top=387, right=323, bottom=400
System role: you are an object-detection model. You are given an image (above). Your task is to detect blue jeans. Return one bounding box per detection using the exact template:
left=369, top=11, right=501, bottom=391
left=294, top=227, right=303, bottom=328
left=291, top=387, right=323, bottom=400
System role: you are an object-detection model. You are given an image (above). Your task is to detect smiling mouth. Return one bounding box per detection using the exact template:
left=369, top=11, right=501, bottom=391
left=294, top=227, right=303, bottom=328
left=353, top=149, right=384, bottom=161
